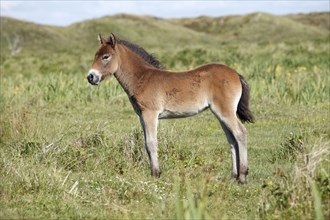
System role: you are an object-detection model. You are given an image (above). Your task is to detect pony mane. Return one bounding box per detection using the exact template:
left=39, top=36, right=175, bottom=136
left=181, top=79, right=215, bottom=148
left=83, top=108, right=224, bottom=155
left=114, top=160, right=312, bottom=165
left=118, top=39, right=164, bottom=69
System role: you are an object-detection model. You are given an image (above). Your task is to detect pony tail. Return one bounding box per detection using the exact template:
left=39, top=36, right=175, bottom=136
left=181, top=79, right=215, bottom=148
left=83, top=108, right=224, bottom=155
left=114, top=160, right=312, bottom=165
left=237, top=74, right=255, bottom=123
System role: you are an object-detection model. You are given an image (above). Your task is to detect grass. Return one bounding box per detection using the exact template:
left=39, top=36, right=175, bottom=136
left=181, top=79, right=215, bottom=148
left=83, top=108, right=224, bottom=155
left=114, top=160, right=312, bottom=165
left=1, top=12, right=329, bottom=219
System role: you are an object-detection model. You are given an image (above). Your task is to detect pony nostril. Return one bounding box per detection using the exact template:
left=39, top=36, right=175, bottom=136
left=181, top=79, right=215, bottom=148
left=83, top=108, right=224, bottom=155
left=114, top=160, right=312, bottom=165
left=87, top=72, right=100, bottom=85
left=87, top=74, right=94, bottom=81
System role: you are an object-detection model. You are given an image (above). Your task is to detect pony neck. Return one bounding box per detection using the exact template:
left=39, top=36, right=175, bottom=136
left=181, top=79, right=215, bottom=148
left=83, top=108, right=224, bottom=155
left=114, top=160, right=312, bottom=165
left=114, top=44, right=153, bottom=97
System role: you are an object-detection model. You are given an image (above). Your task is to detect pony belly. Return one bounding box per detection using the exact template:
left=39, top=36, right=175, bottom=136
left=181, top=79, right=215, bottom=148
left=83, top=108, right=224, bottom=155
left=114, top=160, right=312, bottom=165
left=158, top=104, right=209, bottom=119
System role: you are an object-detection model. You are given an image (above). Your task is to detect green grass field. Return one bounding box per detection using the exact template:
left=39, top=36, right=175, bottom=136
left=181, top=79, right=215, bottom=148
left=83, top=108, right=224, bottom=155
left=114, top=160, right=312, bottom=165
left=0, top=13, right=329, bottom=219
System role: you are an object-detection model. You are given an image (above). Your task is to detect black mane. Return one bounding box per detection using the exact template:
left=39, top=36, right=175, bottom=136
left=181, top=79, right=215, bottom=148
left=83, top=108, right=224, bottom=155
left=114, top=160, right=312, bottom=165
left=119, top=39, right=164, bottom=69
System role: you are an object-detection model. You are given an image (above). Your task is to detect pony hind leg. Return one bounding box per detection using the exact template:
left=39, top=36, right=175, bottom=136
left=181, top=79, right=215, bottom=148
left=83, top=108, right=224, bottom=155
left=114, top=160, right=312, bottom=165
left=219, top=121, right=239, bottom=179
left=211, top=107, right=248, bottom=184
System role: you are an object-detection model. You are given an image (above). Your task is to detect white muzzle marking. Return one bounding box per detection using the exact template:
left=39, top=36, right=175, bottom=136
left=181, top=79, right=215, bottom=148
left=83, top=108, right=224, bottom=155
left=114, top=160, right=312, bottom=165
left=87, top=69, right=102, bottom=85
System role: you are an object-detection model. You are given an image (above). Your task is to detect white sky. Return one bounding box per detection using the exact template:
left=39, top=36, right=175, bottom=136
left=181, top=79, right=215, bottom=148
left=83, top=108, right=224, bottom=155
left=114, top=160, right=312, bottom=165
left=0, top=1, right=329, bottom=26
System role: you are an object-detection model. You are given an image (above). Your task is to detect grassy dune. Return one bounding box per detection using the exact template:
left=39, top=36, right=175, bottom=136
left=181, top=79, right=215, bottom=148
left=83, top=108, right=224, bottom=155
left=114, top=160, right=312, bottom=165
left=0, top=13, right=329, bottom=219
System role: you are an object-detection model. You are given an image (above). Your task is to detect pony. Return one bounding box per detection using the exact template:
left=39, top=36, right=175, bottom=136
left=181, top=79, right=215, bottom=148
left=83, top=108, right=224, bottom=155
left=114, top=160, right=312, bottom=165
left=87, top=33, right=254, bottom=184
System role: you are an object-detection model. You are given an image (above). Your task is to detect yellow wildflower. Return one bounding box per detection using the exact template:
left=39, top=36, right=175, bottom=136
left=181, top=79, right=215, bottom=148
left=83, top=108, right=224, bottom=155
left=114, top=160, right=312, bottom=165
left=14, top=85, right=20, bottom=95
left=275, top=65, right=282, bottom=77
left=286, top=72, right=292, bottom=79
left=266, top=66, right=272, bottom=74
left=313, top=65, right=319, bottom=73
left=297, top=66, right=306, bottom=72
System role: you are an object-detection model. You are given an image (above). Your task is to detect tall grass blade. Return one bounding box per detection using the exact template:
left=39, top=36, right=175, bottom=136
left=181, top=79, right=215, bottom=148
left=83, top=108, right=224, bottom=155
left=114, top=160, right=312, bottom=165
left=311, top=180, right=324, bottom=220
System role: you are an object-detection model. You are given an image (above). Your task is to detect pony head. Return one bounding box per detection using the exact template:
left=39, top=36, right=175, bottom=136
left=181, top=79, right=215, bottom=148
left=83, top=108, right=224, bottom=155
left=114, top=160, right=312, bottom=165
left=87, top=33, right=119, bottom=85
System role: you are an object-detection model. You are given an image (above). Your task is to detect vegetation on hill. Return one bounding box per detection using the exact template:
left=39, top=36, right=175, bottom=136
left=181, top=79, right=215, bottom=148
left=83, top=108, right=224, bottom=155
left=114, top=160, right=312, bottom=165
left=169, top=12, right=329, bottom=43
left=0, top=12, right=329, bottom=219
left=287, top=12, right=330, bottom=30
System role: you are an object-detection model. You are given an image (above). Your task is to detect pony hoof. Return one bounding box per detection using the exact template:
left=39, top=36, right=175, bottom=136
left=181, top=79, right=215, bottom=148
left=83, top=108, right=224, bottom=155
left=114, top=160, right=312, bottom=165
left=151, top=169, right=161, bottom=178
left=238, top=175, right=247, bottom=184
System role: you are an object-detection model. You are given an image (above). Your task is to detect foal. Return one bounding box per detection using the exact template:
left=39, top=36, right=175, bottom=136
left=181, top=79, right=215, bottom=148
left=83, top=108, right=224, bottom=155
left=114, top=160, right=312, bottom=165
left=87, top=33, right=254, bottom=184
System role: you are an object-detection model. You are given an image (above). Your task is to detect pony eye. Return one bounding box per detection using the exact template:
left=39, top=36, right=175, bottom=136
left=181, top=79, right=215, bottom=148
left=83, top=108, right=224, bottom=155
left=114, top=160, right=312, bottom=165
left=102, top=54, right=110, bottom=60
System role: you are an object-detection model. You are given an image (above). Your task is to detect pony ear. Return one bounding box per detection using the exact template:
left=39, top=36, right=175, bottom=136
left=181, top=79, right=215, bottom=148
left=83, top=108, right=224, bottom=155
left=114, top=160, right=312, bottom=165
left=107, top=33, right=117, bottom=49
left=98, top=33, right=105, bottom=44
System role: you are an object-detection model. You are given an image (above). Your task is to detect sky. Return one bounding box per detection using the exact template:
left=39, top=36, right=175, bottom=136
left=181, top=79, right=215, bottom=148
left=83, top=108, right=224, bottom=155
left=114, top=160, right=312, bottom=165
left=0, top=1, right=329, bottom=26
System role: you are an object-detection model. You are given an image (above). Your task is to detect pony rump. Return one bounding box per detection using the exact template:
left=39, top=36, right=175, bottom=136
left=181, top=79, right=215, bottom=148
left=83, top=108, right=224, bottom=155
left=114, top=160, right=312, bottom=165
left=237, top=74, right=255, bottom=123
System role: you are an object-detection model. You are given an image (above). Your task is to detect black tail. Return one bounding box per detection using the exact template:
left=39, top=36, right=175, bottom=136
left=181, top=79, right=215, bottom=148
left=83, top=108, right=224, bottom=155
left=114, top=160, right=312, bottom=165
left=237, top=74, right=255, bottom=123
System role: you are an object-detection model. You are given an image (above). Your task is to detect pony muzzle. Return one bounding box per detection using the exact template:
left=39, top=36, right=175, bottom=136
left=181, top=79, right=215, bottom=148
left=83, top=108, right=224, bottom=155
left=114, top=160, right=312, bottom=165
left=87, top=69, right=102, bottom=85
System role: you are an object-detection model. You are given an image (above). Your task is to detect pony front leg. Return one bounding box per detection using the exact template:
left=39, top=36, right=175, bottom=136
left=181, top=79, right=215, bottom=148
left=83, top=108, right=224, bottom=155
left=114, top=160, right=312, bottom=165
left=139, top=111, right=161, bottom=177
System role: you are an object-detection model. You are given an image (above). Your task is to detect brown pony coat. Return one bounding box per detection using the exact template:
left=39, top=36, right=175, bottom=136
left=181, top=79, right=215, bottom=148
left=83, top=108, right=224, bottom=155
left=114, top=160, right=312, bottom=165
left=87, top=33, right=254, bottom=183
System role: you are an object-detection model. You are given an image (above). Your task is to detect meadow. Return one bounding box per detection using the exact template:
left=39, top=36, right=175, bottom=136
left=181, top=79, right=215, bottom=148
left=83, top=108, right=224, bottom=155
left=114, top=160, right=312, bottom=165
left=0, top=13, right=329, bottom=219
